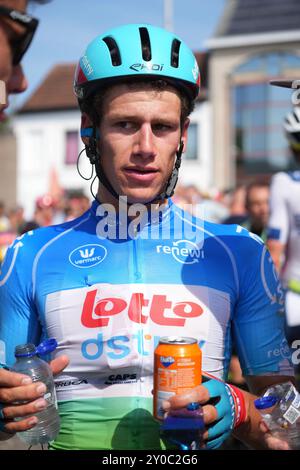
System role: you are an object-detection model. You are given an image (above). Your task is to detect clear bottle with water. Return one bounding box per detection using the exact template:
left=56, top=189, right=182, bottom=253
left=12, top=338, right=60, bottom=445
left=255, top=381, right=300, bottom=449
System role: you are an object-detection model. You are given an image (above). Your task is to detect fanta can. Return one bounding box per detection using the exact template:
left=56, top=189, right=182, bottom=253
left=153, top=336, right=202, bottom=420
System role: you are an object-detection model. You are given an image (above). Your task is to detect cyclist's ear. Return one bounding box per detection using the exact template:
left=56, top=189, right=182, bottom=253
left=80, top=113, right=93, bottom=145
left=180, top=118, right=190, bottom=153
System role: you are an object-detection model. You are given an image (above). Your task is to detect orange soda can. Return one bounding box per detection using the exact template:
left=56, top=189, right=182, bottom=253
left=153, top=336, right=202, bottom=420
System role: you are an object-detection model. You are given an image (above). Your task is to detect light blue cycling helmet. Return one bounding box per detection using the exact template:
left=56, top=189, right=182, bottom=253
left=74, top=23, right=200, bottom=102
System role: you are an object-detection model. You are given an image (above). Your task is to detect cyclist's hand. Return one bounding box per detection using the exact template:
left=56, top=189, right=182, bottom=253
left=259, top=420, right=290, bottom=450
left=163, top=376, right=244, bottom=449
left=0, top=355, right=69, bottom=435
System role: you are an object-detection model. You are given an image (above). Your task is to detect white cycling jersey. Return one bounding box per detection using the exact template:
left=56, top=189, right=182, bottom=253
left=268, top=170, right=300, bottom=286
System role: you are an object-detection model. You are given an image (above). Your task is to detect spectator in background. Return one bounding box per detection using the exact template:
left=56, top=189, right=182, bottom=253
left=0, top=0, right=49, bottom=120
left=242, top=181, right=270, bottom=242
left=223, top=185, right=247, bottom=225
left=64, top=191, right=90, bottom=221
left=8, top=205, right=25, bottom=233
left=0, top=201, right=9, bottom=231
left=0, top=201, right=15, bottom=264
left=173, top=184, right=229, bottom=223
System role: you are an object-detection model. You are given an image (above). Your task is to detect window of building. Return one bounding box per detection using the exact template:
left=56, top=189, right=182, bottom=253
left=65, top=131, right=79, bottom=165
left=185, top=123, right=198, bottom=160
left=231, top=52, right=300, bottom=175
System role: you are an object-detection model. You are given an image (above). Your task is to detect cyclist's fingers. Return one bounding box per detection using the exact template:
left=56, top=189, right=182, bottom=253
left=3, top=415, right=38, bottom=434
left=164, top=385, right=210, bottom=410
left=201, top=404, right=218, bottom=439
left=0, top=381, right=46, bottom=404
left=259, top=421, right=290, bottom=450
left=50, top=355, right=69, bottom=376
left=2, top=398, right=47, bottom=420
left=202, top=404, right=218, bottom=424
left=0, top=368, right=32, bottom=388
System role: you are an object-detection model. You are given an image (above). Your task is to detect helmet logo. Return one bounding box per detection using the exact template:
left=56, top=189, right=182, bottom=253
left=130, top=63, right=164, bottom=72
left=192, top=60, right=199, bottom=82
left=82, top=55, right=94, bottom=76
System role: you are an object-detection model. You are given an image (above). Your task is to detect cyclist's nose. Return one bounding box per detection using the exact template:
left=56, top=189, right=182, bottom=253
left=7, top=64, right=28, bottom=95
left=133, top=124, right=156, bottom=159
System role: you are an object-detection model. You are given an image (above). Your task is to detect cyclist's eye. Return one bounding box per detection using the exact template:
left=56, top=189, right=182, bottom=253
left=115, top=121, right=135, bottom=130
left=153, top=123, right=173, bottom=132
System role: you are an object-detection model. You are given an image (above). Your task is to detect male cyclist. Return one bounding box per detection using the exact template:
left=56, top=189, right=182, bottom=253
left=0, top=0, right=46, bottom=121
left=0, top=24, right=294, bottom=450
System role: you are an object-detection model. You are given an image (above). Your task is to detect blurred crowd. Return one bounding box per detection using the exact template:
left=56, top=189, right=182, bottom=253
left=0, top=191, right=90, bottom=263
left=0, top=181, right=270, bottom=265
left=174, top=180, right=269, bottom=240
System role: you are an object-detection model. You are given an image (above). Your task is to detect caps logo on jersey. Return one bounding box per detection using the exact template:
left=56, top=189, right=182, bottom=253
left=69, top=244, right=107, bottom=268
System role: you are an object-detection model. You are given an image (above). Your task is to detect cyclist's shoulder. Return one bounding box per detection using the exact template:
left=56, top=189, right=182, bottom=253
left=208, top=222, right=265, bottom=261
left=181, top=211, right=265, bottom=262
left=5, top=211, right=92, bottom=262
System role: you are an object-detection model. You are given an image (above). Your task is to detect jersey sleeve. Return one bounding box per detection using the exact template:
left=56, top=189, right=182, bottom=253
left=233, top=233, right=293, bottom=377
left=0, top=235, right=41, bottom=367
left=267, top=173, right=289, bottom=244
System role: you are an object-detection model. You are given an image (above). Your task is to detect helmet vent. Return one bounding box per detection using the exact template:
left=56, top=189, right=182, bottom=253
left=102, top=36, right=122, bottom=66
left=171, top=39, right=181, bottom=68
left=139, top=27, right=152, bottom=61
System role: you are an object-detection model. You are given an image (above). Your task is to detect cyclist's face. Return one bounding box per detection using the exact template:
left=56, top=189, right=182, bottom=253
left=0, top=0, right=28, bottom=120
left=89, top=84, right=189, bottom=204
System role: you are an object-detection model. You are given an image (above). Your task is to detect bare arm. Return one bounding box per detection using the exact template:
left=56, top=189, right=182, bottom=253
left=232, top=375, right=293, bottom=450
left=267, top=239, right=286, bottom=274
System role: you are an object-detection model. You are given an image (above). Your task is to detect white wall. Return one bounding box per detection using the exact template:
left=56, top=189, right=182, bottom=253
left=14, top=110, right=90, bottom=219
left=179, top=101, right=213, bottom=192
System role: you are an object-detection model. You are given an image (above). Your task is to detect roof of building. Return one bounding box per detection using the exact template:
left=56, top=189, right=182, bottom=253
left=215, top=0, right=300, bottom=37
left=19, top=53, right=209, bottom=114
left=19, top=63, right=77, bottom=114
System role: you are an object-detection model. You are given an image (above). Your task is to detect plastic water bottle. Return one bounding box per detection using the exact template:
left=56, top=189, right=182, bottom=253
left=12, top=338, right=60, bottom=445
left=255, top=381, right=300, bottom=449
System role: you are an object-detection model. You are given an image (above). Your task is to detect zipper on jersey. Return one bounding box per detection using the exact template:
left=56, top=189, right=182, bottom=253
left=132, top=226, right=142, bottom=282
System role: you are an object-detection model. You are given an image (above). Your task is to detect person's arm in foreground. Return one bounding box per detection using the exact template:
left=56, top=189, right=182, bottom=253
left=267, top=173, right=289, bottom=273
left=163, top=373, right=292, bottom=450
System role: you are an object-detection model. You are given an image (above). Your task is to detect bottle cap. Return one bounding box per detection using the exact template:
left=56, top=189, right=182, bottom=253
left=254, top=396, right=278, bottom=410
left=36, top=338, right=57, bottom=356
left=187, top=402, right=200, bottom=411
left=15, top=343, right=36, bottom=358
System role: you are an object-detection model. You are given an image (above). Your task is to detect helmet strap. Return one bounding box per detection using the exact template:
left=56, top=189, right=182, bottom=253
left=158, top=140, right=184, bottom=200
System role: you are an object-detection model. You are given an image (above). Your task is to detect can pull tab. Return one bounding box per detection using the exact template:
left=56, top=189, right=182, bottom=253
left=36, top=338, right=57, bottom=356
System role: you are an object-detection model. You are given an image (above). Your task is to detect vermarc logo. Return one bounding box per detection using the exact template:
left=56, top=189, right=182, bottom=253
left=69, top=244, right=107, bottom=268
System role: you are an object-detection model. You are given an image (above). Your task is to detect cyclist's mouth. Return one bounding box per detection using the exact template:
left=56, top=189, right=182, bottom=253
left=124, top=166, right=159, bottom=183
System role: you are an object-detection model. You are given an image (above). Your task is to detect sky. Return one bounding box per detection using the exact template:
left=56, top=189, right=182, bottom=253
left=11, top=0, right=226, bottom=110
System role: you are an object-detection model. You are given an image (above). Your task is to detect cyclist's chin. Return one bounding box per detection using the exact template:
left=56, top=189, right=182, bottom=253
left=124, top=187, right=163, bottom=205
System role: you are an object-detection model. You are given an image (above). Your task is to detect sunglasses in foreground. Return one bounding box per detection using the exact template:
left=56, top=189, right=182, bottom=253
left=0, top=5, right=39, bottom=66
